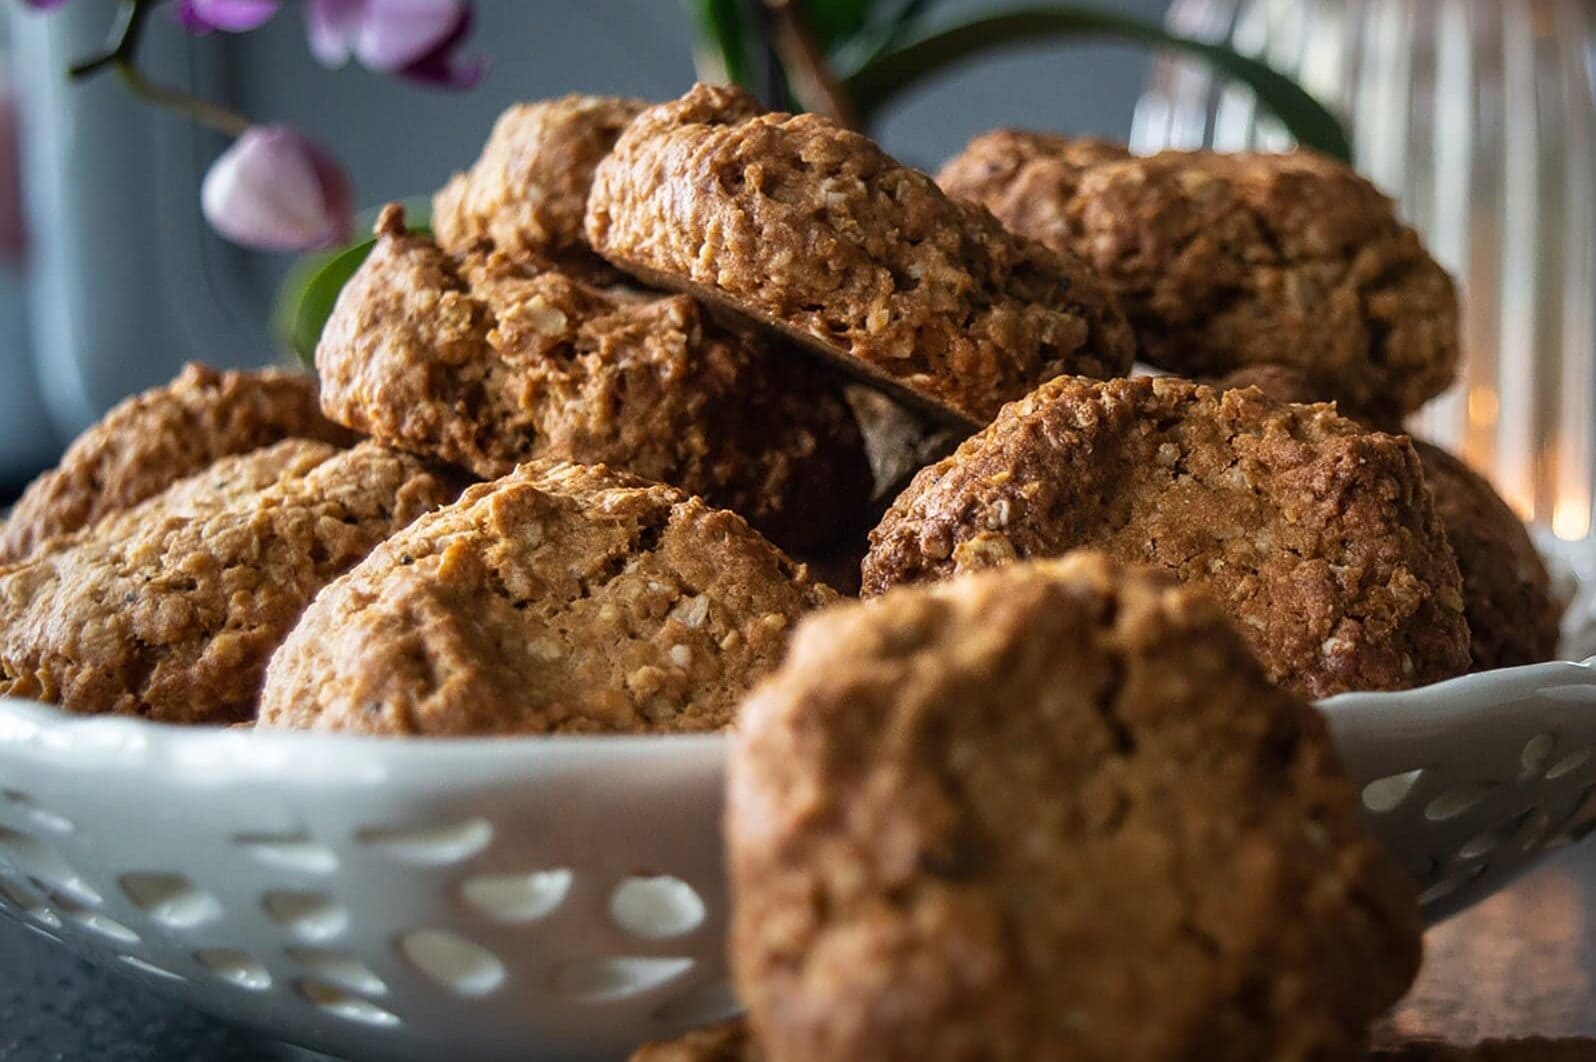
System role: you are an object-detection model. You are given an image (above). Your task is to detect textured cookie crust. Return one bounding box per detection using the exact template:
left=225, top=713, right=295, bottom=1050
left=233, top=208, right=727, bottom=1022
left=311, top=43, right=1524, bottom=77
left=729, top=554, right=1422, bottom=1062
left=585, top=84, right=1135, bottom=427
left=318, top=207, right=871, bottom=553
left=0, top=363, right=354, bottom=564
left=259, top=460, right=836, bottom=736
left=1210, top=367, right=1558, bottom=670
left=631, top=1020, right=759, bottom=1062
left=864, top=376, right=1470, bottom=697
left=1413, top=441, right=1558, bottom=670
left=433, top=93, right=646, bottom=269
left=937, top=133, right=1459, bottom=421
left=0, top=441, right=460, bottom=725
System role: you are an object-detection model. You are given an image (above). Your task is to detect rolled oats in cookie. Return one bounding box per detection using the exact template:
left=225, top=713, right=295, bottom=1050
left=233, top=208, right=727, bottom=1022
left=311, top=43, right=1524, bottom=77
left=937, top=132, right=1459, bottom=421
left=0, top=363, right=355, bottom=565
left=864, top=376, right=1469, bottom=697
left=258, top=460, right=836, bottom=736
left=0, top=440, right=461, bottom=725
left=631, top=1020, right=759, bottom=1062
left=433, top=93, right=647, bottom=269
left=1209, top=367, right=1558, bottom=670
left=584, top=84, right=1135, bottom=428
left=729, top=554, right=1422, bottom=1062
left=318, top=206, right=872, bottom=553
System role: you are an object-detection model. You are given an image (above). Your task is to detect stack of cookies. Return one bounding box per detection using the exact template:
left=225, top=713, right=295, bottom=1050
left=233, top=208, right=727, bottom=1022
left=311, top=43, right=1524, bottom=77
left=0, top=82, right=1571, bottom=1057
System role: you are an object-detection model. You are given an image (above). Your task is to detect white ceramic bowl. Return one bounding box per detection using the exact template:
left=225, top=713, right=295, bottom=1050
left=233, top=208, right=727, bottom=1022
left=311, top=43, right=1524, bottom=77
left=1, top=539, right=1595, bottom=1061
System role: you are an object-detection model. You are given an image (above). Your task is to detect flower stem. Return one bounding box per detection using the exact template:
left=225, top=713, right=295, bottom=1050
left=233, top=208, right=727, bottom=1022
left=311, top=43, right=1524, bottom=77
left=763, top=0, right=858, bottom=128
left=69, top=0, right=253, bottom=139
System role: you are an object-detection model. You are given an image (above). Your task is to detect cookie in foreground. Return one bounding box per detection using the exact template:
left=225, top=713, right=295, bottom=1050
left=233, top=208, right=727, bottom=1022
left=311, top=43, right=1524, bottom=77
left=938, top=133, right=1458, bottom=423
left=864, top=375, right=1470, bottom=697
left=318, top=206, right=872, bottom=553
left=259, top=460, right=836, bottom=735
left=0, top=440, right=462, bottom=724
left=729, top=554, right=1422, bottom=1061
left=0, top=363, right=354, bottom=565
left=585, top=84, right=1134, bottom=427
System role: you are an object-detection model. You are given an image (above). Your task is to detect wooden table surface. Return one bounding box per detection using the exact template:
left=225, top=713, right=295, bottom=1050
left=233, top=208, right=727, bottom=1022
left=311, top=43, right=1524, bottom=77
left=5, top=840, right=1596, bottom=1059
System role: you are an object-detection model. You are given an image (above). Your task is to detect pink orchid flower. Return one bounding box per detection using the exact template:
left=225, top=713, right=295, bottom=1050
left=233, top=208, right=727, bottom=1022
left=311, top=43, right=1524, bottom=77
left=201, top=125, right=353, bottom=251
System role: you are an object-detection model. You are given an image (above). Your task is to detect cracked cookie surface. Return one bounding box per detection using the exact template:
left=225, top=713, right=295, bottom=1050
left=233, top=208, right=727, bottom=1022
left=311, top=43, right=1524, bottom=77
left=585, top=84, right=1134, bottom=427
left=318, top=206, right=872, bottom=553
left=937, top=133, right=1459, bottom=421
left=0, top=363, right=354, bottom=564
left=0, top=440, right=461, bottom=724
left=864, top=376, right=1469, bottom=697
left=433, top=93, right=646, bottom=272
left=259, top=460, right=836, bottom=736
left=729, top=554, right=1421, bottom=1062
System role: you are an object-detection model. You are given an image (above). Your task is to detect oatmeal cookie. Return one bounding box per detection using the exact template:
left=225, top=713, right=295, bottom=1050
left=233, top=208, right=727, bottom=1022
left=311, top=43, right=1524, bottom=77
left=0, top=363, right=354, bottom=564
left=631, top=1020, right=759, bottom=1061
left=863, top=376, right=1469, bottom=697
left=937, top=133, right=1459, bottom=421
left=585, top=84, right=1134, bottom=428
left=258, top=460, right=836, bottom=736
left=729, top=554, right=1422, bottom=1062
left=1210, top=368, right=1558, bottom=670
left=434, top=94, right=646, bottom=272
left=0, top=441, right=460, bottom=724
left=317, top=206, right=871, bottom=553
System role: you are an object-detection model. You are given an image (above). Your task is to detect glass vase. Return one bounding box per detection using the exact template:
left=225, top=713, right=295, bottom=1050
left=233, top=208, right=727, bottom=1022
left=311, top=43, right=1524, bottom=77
left=1132, top=0, right=1596, bottom=541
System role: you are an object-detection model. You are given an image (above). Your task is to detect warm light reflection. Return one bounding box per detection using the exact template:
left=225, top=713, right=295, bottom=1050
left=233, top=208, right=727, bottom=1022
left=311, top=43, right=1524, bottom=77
left=1554, top=495, right=1592, bottom=541
left=1467, top=385, right=1500, bottom=427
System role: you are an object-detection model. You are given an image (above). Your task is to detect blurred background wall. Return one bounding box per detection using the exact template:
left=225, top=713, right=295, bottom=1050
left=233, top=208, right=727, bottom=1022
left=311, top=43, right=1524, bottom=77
left=0, top=0, right=1169, bottom=500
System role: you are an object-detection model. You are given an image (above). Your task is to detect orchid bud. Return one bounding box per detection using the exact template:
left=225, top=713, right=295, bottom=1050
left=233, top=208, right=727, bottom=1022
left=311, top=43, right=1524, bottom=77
left=201, top=125, right=353, bottom=252
left=176, top=0, right=282, bottom=32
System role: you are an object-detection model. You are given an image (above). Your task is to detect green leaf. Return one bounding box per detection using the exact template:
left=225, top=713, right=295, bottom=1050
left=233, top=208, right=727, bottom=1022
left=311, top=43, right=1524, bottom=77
left=273, top=202, right=431, bottom=368
left=844, top=4, right=1351, bottom=162
left=806, top=0, right=874, bottom=51
left=685, top=0, right=757, bottom=88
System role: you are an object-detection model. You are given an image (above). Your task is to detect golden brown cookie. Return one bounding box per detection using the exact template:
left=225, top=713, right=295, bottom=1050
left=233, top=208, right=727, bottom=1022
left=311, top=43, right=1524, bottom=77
left=585, top=84, right=1135, bottom=428
left=259, top=460, right=835, bottom=736
left=317, top=206, right=872, bottom=553
left=433, top=93, right=646, bottom=270
left=0, top=363, right=354, bottom=565
left=1370, top=1039, right=1596, bottom=1061
left=729, top=554, right=1422, bottom=1062
left=631, top=1020, right=759, bottom=1062
left=864, top=376, right=1470, bottom=697
left=937, top=133, right=1459, bottom=422
left=0, top=441, right=461, bottom=724
left=1210, top=367, right=1559, bottom=671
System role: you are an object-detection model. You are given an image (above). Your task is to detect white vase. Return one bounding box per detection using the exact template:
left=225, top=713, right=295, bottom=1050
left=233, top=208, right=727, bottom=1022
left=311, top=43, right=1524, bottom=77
left=1132, top=0, right=1596, bottom=541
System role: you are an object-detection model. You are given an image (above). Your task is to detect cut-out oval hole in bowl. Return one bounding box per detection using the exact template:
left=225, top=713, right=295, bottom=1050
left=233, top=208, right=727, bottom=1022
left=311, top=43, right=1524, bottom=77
left=399, top=929, right=505, bottom=997
left=1547, top=749, right=1595, bottom=781
left=1363, top=769, right=1424, bottom=813
left=120, top=956, right=184, bottom=982
left=461, top=869, right=572, bottom=923
left=196, top=949, right=272, bottom=991
left=287, top=949, right=387, bottom=996
left=234, top=834, right=338, bottom=875
left=263, top=892, right=349, bottom=941
left=299, top=981, right=401, bottom=1027
left=609, top=876, right=706, bottom=939
left=1424, top=784, right=1491, bottom=822
left=358, top=819, right=492, bottom=865
left=553, top=957, right=694, bottom=1001
left=1521, top=733, right=1557, bottom=778
left=120, top=874, right=221, bottom=930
